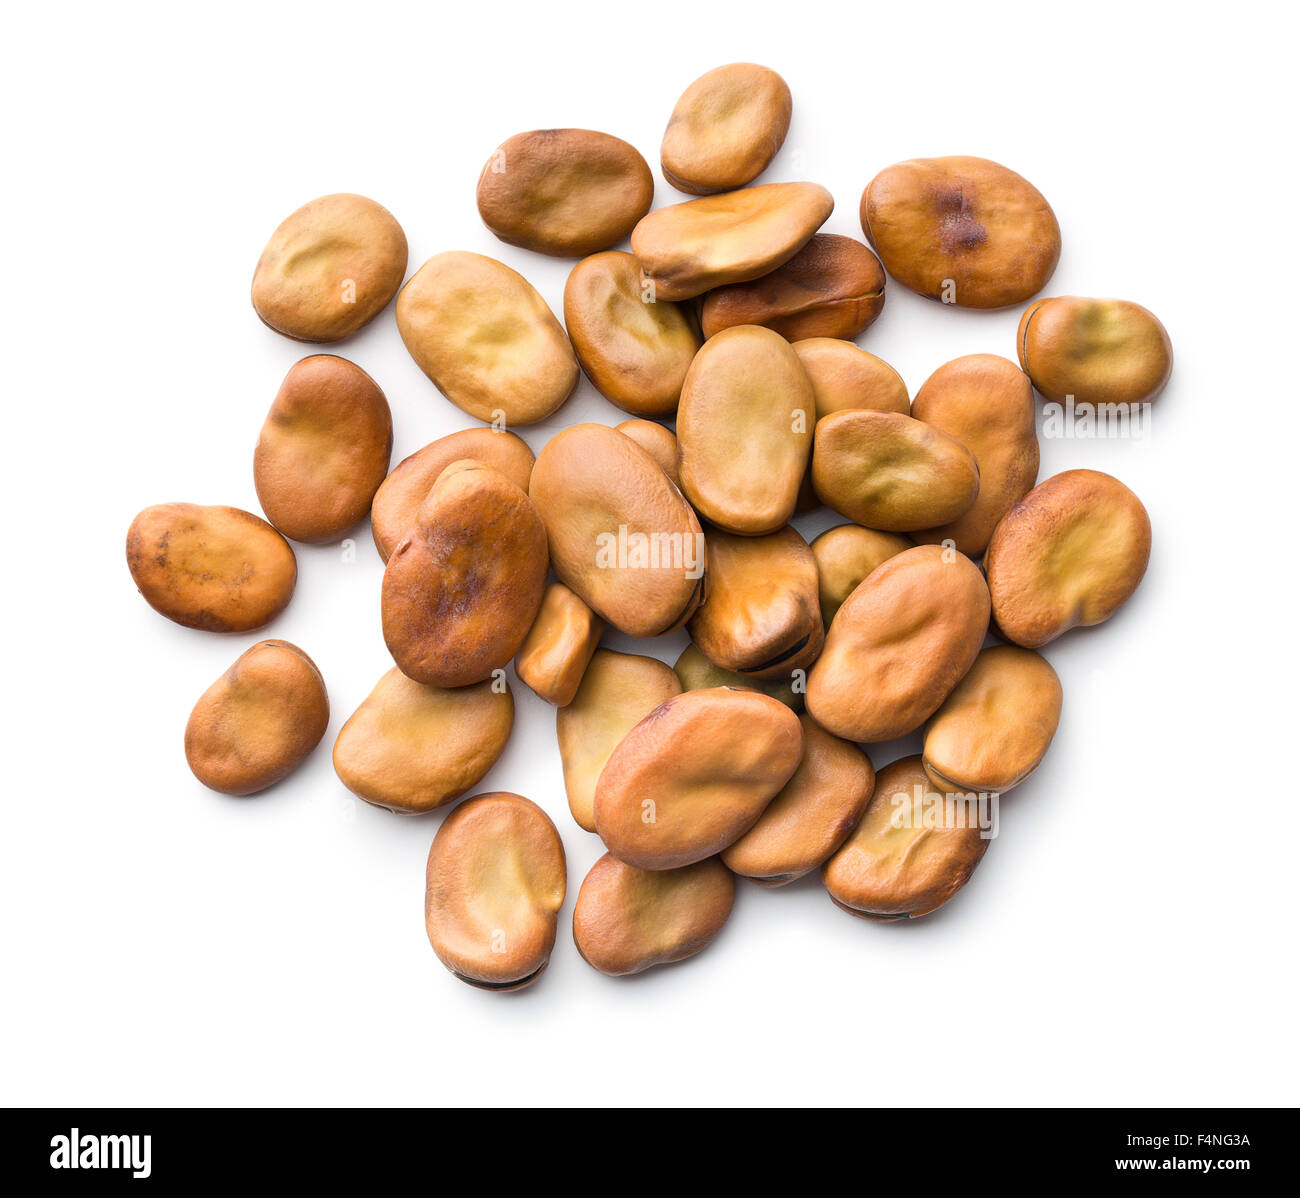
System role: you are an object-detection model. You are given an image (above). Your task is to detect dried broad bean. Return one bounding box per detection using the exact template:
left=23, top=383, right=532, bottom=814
left=515, top=582, right=604, bottom=707
left=792, top=338, right=910, bottom=419
left=810, top=524, right=912, bottom=627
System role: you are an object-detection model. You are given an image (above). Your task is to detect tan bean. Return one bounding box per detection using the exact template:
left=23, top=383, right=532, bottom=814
left=701, top=234, right=886, bottom=341
left=185, top=640, right=328, bottom=796
left=382, top=460, right=548, bottom=687
left=1017, top=296, right=1173, bottom=404
left=253, top=355, right=392, bottom=544
left=722, top=714, right=875, bottom=886
left=792, top=338, right=910, bottom=419
left=594, top=687, right=803, bottom=870
left=985, top=469, right=1151, bottom=647
left=631, top=182, right=834, bottom=302
left=564, top=251, right=702, bottom=417
left=476, top=129, right=653, bottom=257
left=823, top=756, right=990, bottom=919
left=686, top=526, right=823, bottom=680
left=126, top=503, right=296, bottom=632
left=909, top=354, right=1038, bottom=557
left=370, top=428, right=535, bottom=562
left=573, top=854, right=735, bottom=975
left=810, top=524, right=912, bottom=627
left=673, top=645, right=804, bottom=711
left=529, top=423, right=705, bottom=637
left=861, top=157, right=1060, bottom=309
left=557, top=649, right=682, bottom=832
left=812, top=410, right=979, bottom=531
left=923, top=646, right=1061, bottom=794
left=515, top=582, right=604, bottom=707
left=677, top=324, right=814, bottom=535
left=660, top=63, right=791, bottom=194
left=333, top=668, right=513, bottom=814
left=425, top=793, right=566, bottom=991
left=251, top=193, right=407, bottom=342
left=807, top=545, right=990, bottom=742
left=396, top=251, right=578, bottom=425
left=616, top=419, right=680, bottom=486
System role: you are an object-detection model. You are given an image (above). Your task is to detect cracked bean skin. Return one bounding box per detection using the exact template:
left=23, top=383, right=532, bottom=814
left=722, top=714, right=875, bottom=886
left=677, top=324, right=815, bottom=535
left=616, top=419, right=680, bottom=487
left=984, top=469, right=1151, bottom=648
left=810, top=524, right=912, bottom=627
left=370, top=427, right=535, bottom=562
left=564, top=251, right=701, bottom=417
left=807, top=545, right=990, bottom=743
left=660, top=63, right=791, bottom=195
left=923, top=646, right=1061, bottom=795
left=812, top=409, right=979, bottom=532
left=1017, top=296, right=1173, bottom=405
left=515, top=582, right=604, bottom=707
left=425, top=793, right=566, bottom=991
left=823, top=756, right=990, bottom=920
left=382, top=460, right=548, bottom=687
left=126, top=503, right=297, bottom=632
left=573, top=854, right=735, bottom=976
left=476, top=129, right=653, bottom=258
left=254, top=355, right=392, bottom=545
left=251, top=193, right=407, bottom=342
left=529, top=423, right=705, bottom=638
left=185, top=640, right=328, bottom=796
left=594, top=686, right=803, bottom=870
left=687, top=526, right=823, bottom=680
left=673, top=644, right=804, bottom=711
left=861, top=156, right=1060, bottom=309
left=910, top=354, right=1038, bottom=558
left=396, top=251, right=578, bottom=425
left=558, top=649, right=682, bottom=833
left=792, top=338, right=910, bottom=420
left=701, top=234, right=886, bottom=341
left=333, top=667, right=513, bottom=814
left=631, top=181, right=834, bottom=302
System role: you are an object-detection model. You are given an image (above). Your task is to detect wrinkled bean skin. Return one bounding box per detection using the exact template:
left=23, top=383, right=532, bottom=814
left=677, top=325, right=814, bottom=535
left=923, top=646, right=1061, bottom=794
left=251, top=193, right=407, bottom=342
left=722, top=714, right=875, bottom=886
left=557, top=649, right=682, bottom=833
left=861, top=157, right=1060, bottom=309
left=185, top=640, right=328, bottom=796
left=807, top=545, right=990, bottom=743
left=529, top=424, right=705, bottom=638
left=701, top=234, right=886, bottom=341
left=254, top=355, right=392, bottom=544
left=674, top=645, right=804, bottom=711
left=126, top=503, right=297, bottom=632
left=476, top=129, right=653, bottom=257
left=1017, top=296, right=1173, bottom=404
left=910, top=354, right=1038, bottom=557
left=573, top=854, right=735, bottom=975
left=333, top=667, right=513, bottom=814
left=594, top=687, right=803, bottom=870
left=812, top=410, right=979, bottom=532
left=515, top=582, right=604, bottom=707
left=810, top=524, right=912, bottom=627
left=984, top=469, right=1151, bottom=648
left=564, top=251, right=702, bottom=417
left=631, top=182, right=834, bottom=302
left=687, top=526, right=823, bottom=679
left=425, top=793, right=566, bottom=991
left=616, top=419, right=681, bottom=486
left=660, top=63, right=791, bottom=195
left=823, top=756, right=990, bottom=919
left=792, top=338, right=910, bottom=419
left=396, top=251, right=578, bottom=425
left=382, top=461, right=548, bottom=687
left=370, top=428, right=535, bottom=562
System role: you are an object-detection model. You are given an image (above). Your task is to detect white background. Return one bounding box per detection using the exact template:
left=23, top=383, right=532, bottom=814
left=2, top=0, right=1297, bottom=1108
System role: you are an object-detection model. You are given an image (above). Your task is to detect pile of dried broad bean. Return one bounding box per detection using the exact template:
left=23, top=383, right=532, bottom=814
left=127, top=62, right=1170, bottom=990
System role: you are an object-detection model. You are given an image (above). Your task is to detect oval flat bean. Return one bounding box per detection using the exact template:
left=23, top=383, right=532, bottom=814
left=674, top=645, right=804, bottom=711
left=810, top=524, right=912, bottom=627
left=792, top=338, right=910, bottom=420
left=616, top=419, right=681, bottom=486
left=515, top=582, right=604, bottom=707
